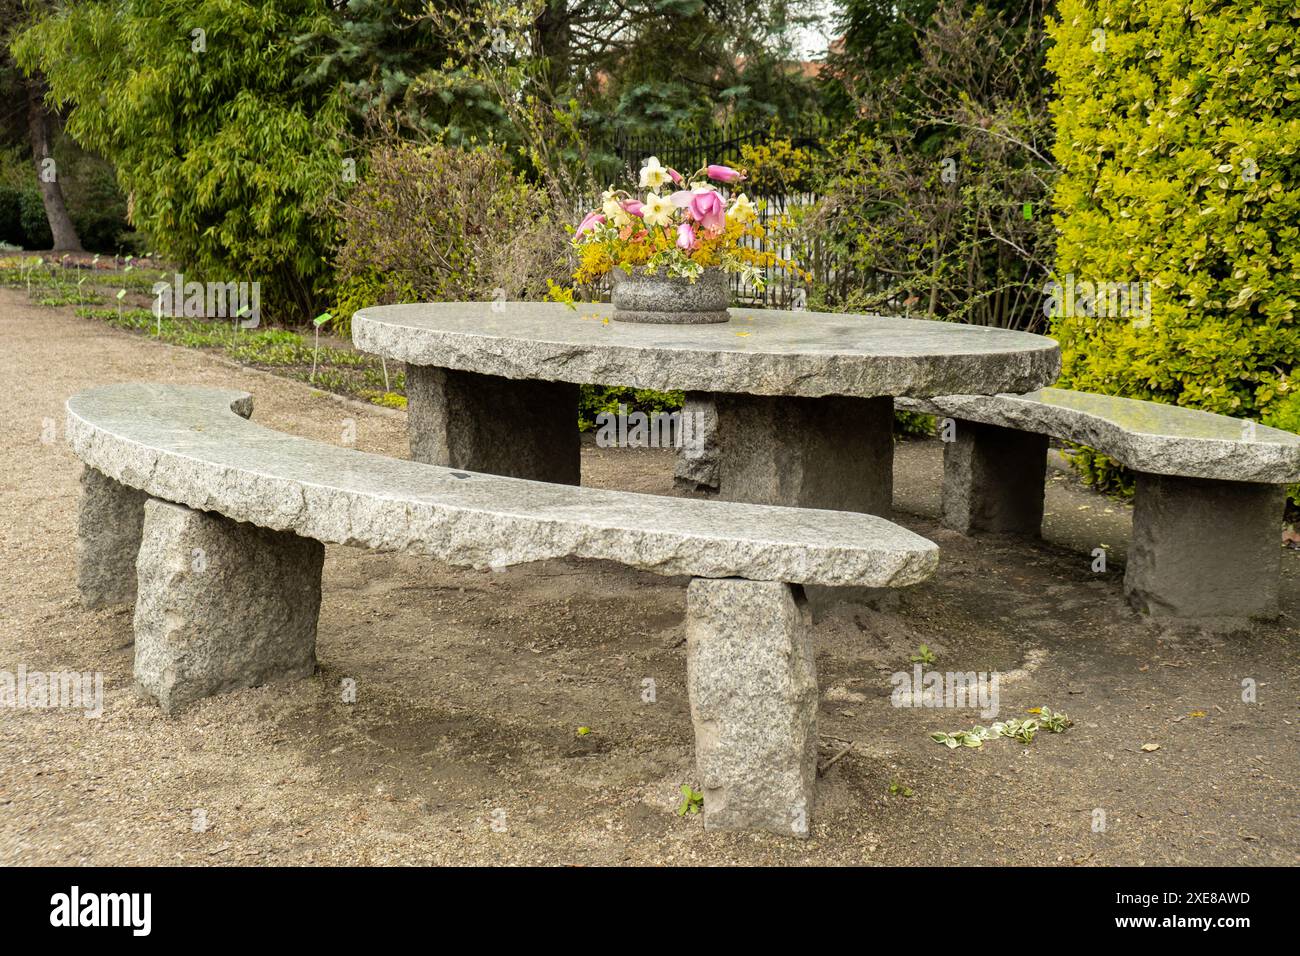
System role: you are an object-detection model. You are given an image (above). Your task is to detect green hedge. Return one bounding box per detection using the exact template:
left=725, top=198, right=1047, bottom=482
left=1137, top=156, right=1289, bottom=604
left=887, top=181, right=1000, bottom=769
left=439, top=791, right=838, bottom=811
left=0, top=148, right=50, bottom=249
left=1047, top=0, right=1300, bottom=502
left=0, top=187, right=50, bottom=249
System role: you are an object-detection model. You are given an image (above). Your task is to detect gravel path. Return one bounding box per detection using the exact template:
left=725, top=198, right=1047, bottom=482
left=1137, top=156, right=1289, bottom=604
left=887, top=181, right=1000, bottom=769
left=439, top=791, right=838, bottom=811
left=1, top=288, right=1295, bottom=865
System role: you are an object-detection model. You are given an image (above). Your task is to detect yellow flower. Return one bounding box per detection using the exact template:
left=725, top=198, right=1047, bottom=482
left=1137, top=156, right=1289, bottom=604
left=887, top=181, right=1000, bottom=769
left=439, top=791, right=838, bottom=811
left=729, top=193, right=757, bottom=224
left=642, top=192, right=675, bottom=227
left=639, top=156, right=673, bottom=191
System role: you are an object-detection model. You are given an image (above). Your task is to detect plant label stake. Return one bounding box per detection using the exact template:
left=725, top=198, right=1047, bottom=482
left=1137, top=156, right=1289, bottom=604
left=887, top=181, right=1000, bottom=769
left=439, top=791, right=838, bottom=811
left=312, top=312, right=332, bottom=382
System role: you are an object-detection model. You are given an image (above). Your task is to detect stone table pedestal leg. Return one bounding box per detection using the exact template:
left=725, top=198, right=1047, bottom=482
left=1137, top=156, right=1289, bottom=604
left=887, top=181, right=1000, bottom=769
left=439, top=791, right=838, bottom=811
left=686, top=578, right=817, bottom=838
left=406, top=366, right=580, bottom=484
left=672, top=392, right=720, bottom=492
left=713, top=394, right=894, bottom=514
left=133, top=499, right=324, bottom=714
left=940, top=420, right=1048, bottom=535
left=77, top=466, right=148, bottom=608
left=1124, top=474, right=1283, bottom=619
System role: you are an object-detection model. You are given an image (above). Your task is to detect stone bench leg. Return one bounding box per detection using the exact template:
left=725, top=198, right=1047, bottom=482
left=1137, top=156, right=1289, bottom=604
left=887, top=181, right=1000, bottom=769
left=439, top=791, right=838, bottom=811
left=406, top=365, right=580, bottom=484
left=1125, top=474, right=1284, bottom=619
left=686, top=578, right=817, bottom=838
left=77, top=466, right=149, bottom=608
left=133, top=499, right=324, bottom=714
left=714, top=394, right=893, bottom=514
left=941, top=420, right=1048, bottom=535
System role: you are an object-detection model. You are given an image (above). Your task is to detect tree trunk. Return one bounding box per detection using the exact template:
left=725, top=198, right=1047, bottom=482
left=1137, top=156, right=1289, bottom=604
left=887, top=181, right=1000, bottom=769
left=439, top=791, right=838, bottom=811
left=26, top=75, right=82, bottom=252
left=533, top=1, right=571, bottom=81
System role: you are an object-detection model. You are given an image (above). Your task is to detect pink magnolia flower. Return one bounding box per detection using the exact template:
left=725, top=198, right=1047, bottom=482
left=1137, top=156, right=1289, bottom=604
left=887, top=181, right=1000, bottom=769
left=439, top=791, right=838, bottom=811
left=706, top=164, right=745, bottom=183
left=669, top=189, right=694, bottom=208
left=687, top=188, right=726, bottom=233
left=676, top=222, right=697, bottom=251
left=622, top=199, right=645, bottom=218
left=575, top=211, right=605, bottom=237
left=668, top=167, right=683, bottom=184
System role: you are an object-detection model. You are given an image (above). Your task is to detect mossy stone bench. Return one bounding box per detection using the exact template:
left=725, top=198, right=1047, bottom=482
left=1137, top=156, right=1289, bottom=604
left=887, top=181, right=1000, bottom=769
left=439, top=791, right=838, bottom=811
left=898, top=388, right=1300, bottom=619
left=67, top=383, right=939, bottom=838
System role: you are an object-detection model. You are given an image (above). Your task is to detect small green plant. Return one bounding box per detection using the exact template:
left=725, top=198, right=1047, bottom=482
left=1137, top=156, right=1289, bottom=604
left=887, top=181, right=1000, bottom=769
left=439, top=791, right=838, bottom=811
left=310, top=312, right=331, bottom=381
left=27, top=256, right=44, bottom=294
left=577, top=385, right=684, bottom=432
left=893, top=410, right=935, bottom=439
left=995, top=718, right=1039, bottom=745
left=677, top=785, right=704, bottom=816
left=359, top=390, right=408, bottom=410
left=1032, top=706, right=1073, bottom=734
left=887, top=780, right=915, bottom=798
left=910, top=644, right=936, bottom=665
left=930, top=728, right=990, bottom=749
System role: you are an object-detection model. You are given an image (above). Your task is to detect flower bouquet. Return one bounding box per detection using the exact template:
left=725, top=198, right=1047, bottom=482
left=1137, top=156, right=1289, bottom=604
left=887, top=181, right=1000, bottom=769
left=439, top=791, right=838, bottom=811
left=569, top=157, right=797, bottom=324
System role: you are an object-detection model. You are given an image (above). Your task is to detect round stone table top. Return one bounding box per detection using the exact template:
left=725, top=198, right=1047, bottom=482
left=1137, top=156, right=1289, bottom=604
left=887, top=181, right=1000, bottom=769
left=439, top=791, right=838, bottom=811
left=353, top=302, right=1061, bottom=399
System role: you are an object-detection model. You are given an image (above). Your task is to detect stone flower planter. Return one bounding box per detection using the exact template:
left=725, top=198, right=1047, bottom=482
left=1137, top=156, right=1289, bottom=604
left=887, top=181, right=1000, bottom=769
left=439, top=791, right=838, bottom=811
left=610, top=268, right=730, bottom=324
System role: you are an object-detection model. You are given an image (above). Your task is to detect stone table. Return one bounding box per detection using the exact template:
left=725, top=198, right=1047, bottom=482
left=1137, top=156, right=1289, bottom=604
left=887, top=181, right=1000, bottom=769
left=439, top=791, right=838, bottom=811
left=353, top=302, right=1061, bottom=514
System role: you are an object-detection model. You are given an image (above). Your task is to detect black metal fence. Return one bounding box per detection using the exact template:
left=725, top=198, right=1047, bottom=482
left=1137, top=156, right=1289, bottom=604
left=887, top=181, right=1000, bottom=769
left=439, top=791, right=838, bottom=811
left=601, top=117, right=832, bottom=187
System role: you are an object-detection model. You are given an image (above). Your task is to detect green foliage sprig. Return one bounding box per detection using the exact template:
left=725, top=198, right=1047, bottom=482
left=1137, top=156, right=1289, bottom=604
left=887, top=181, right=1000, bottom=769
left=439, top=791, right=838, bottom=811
left=931, top=706, right=1073, bottom=749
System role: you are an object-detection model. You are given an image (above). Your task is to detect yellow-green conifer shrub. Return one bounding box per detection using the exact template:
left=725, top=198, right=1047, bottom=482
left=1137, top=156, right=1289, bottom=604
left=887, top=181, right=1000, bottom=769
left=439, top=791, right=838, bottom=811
left=1047, top=1, right=1300, bottom=501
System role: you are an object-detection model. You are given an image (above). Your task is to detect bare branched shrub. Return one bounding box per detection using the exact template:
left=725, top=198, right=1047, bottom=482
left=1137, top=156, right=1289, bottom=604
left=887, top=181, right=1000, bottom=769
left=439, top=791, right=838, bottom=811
left=332, top=140, right=570, bottom=332
left=810, top=0, right=1056, bottom=332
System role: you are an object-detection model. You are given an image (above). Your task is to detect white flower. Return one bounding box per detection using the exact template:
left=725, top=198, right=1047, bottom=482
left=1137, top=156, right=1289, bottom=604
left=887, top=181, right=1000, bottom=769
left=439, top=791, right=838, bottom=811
left=639, top=156, right=673, bottom=191
left=729, top=193, right=757, bottom=224
left=642, top=192, right=675, bottom=227
left=602, top=196, right=630, bottom=227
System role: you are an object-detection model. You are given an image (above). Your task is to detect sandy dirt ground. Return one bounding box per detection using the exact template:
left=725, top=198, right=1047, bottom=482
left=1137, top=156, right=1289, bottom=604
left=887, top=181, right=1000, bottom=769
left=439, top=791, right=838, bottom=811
left=0, top=287, right=1296, bottom=866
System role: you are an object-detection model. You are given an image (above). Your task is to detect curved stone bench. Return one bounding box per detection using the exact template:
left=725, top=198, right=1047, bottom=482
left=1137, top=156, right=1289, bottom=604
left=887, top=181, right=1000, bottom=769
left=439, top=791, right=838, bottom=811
left=897, top=388, right=1300, bottom=618
left=68, top=383, right=939, bottom=838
